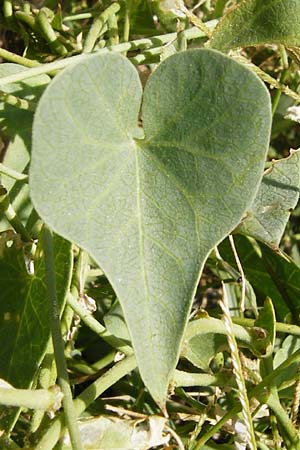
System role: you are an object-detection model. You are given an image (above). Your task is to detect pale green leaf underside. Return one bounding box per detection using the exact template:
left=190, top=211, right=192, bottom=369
left=210, top=0, right=300, bottom=52
left=237, top=150, right=300, bottom=247
left=30, top=50, right=271, bottom=405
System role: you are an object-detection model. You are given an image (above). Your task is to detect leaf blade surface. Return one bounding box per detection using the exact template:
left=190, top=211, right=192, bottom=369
left=209, top=0, right=300, bottom=52
left=30, top=50, right=271, bottom=405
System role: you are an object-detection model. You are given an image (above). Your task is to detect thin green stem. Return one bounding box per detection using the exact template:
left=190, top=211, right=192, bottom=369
left=0, top=90, right=36, bottom=111
left=272, top=68, right=289, bottom=116
left=0, top=163, right=28, bottom=182
left=14, top=11, right=37, bottom=31
left=3, top=0, right=15, bottom=28
left=107, top=12, right=119, bottom=45
left=34, top=354, right=137, bottom=450
left=91, top=351, right=116, bottom=371
left=66, top=292, right=132, bottom=355
left=0, top=48, right=40, bottom=68
left=30, top=340, right=56, bottom=433
left=63, top=12, right=93, bottom=21
left=74, top=354, right=136, bottom=414
left=3, top=0, right=13, bottom=19
left=72, top=249, right=90, bottom=295
left=22, top=2, right=31, bottom=14
left=0, top=186, right=31, bottom=242
left=37, top=8, right=68, bottom=56
left=184, top=316, right=268, bottom=357
left=272, top=46, right=290, bottom=116
left=172, top=369, right=232, bottom=388
left=0, top=25, right=215, bottom=85
left=41, top=226, right=83, bottom=450
left=232, top=317, right=300, bottom=337
left=83, top=2, right=120, bottom=53
left=267, top=391, right=300, bottom=449
left=270, top=413, right=281, bottom=450
left=123, top=1, right=131, bottom=44
left=0, top=387, right=61, bottom=411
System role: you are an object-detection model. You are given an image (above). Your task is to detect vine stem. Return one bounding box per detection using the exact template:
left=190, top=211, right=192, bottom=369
left=272, top=46, right=290, bottom=116
left=34, top=354, right=137, bottom=450
left=267, top=390, right=300, bottom=449
left=0, top=48, right=40, bottom=67
left=0, top=386, right=61, bottom=411
left=0, top=25, right=216, bottom=85
left=0, top=163, right=28, bottom=182
left=41, top=225, right=83, bottom=450
left=0, top=90, right=36, bottom=111
left=37, top=8, right=68, bottom=56
left=0, top=185, right=31, bottom=242
left=172, top=369, right=232, bottom=387
left=123, top=0, right=131, bottom=44
left=232, top=317, right=300, bottom=336
left=66, top=292, right=133, bottom=355
left=83, top=2, right=120, bottom=53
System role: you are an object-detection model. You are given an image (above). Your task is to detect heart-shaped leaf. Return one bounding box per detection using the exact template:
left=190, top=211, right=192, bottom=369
left=30, top=49, right=271, bottom=406
left=209, top=0, right=300, bottom=52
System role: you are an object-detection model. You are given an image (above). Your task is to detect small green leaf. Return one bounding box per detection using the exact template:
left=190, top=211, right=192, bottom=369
left=260, top=244, right=300, bottom=323
left=237, top=151, right=300, bottom=248
left=104, top=301, right=131, bottom=343
left=209, top=0, right=300, bottom=52
left=30, top=50, right=271, bottom=405
left=273, top=335, right=300, bottom=389
left=0, top=232, right=72, bottom=430
left=182, top=316, right=271, bottom=370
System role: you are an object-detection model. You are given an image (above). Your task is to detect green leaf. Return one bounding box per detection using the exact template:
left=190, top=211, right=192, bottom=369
left=273, top=335, right=300, bottom=389
left=237, top=150, right=300, bottom=248
left=209, top=0, right=300, bottom=52
left=30, top=49, right=271, bottom=406
left=126, top=0, right=157, bottom=36
left=0, top=64, right=49, bottom=232
left=182, top=316, right=271, bottom=370
left=259, top=244, right=300, bottom=323
left=220, top=235, right=300, bottom=322
left=104, top=301, right=131, bottom=343
left=0, top=232, right=72, bottom=430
